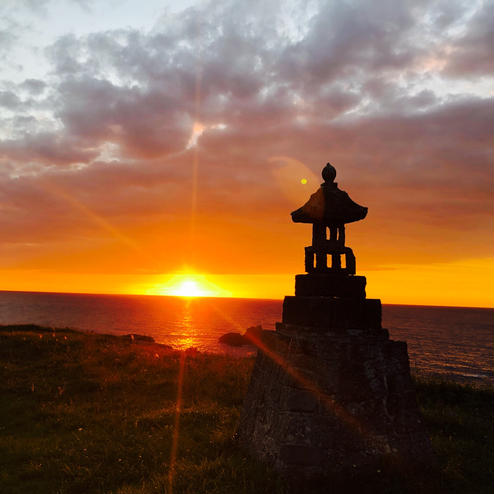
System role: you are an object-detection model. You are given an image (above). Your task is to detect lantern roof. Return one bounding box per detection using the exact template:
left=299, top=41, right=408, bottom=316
left=291, top=163, right=367, bottom=226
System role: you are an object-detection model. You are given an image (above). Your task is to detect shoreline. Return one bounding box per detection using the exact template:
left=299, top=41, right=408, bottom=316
left=1, top=323, right=492, bottom=389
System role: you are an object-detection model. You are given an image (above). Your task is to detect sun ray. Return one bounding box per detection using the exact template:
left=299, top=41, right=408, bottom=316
left=40, top=178, right=141, bottom=252
left=204, top=299, right=367, bottom=436
left=168, top=350, right=186, bottom=494
left=187, top=67, right=203, bottom=266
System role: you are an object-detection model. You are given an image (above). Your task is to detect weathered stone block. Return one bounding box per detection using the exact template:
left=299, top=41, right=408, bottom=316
left=282, top=296, right=381, bottom=330
left=295, top=273, right=366, bottom=298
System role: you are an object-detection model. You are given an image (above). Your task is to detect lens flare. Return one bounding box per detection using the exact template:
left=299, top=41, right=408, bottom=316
left=168, top=350, right=186, bottom=493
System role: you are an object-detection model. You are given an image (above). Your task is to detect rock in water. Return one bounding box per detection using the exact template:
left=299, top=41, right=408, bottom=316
left=219, top=332, right=246, bottom=346
left=219, top=326, right=265, bottom=347
left=243, top=325, right=264, bottom=343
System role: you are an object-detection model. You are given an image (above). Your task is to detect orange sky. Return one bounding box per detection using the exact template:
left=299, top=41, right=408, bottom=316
left=0, top=1, right=492, bottom=307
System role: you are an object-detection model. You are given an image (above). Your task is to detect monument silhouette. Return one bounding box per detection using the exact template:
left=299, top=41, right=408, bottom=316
left=237, top=163, right=432, bottom=488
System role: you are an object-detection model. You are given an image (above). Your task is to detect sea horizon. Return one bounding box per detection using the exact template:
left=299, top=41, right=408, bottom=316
left=1, top=288, right=492, bottom=311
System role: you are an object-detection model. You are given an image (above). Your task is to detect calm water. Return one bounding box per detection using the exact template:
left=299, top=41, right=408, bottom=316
left=0, top=290, right=492, bottom=385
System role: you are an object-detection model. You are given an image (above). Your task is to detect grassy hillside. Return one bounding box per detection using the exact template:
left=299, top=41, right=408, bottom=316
left=0, top=325, right=492, bottom=493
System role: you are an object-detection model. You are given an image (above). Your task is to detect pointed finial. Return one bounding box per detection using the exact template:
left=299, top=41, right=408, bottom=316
left=322, top=162, right=336, bottom=183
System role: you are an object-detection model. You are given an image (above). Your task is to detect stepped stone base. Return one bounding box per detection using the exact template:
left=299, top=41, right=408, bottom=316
left=237, top=322, right=432, bottom=483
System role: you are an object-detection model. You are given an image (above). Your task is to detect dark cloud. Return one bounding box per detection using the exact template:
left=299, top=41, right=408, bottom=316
left=20, top=78, right=47, bottom=95
left=0, top=132, right=99, bottom=165
left=0, top=90, right=21, bottom=109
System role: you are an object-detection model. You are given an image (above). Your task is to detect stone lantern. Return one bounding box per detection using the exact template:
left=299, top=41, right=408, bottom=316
left=237, top=163, right=432, bottom=489
left=292, top=162, right=365, bottom=276
left=290, top=162, right=367, bottom=299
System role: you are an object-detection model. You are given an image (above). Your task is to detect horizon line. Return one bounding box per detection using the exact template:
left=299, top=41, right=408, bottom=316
left=0, top=288, right=492, bottom=311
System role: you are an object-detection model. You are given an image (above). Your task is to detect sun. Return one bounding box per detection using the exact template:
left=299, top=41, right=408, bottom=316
left=173, top=279, right=207, bottom=297
left=145, top=273, right=231, bottom=298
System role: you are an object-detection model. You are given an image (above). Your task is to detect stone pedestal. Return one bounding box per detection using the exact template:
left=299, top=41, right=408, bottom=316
left=237, top=289, right=432, bottom=485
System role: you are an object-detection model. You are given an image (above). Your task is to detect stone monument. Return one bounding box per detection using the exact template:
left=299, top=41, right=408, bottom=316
left=237, top=163, right=432, bottom=487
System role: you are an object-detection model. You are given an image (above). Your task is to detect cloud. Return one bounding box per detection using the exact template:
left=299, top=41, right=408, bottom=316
left=0, top=0, right=492, bottom=275
left=0, top=132, right=99, bottom=165
left=0, top=90, right=21, bottom=109
left=20, top=78, right=47, bottom=95
left=442, top=0, right=494, bottom=77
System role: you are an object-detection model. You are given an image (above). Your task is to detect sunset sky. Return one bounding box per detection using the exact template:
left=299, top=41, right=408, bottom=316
left=0, top=0, right=492, bottom=307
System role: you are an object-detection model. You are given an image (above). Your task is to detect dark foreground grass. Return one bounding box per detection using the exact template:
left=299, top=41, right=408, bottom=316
left=0, top=325, right=492, bottom=494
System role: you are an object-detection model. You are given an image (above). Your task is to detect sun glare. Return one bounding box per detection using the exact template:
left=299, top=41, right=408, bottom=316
left=145, top=273, right=231, bottom=298
left=186, top=122, right=205, bottom=149
left=173, top=279, right=205, bottom=297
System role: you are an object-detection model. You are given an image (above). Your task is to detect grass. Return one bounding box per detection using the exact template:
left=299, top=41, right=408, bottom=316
left=0, top=324, right=492, bottom=494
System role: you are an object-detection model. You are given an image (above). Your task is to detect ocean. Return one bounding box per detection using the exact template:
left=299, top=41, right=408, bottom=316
left=0, top=290, right=492, bottom=385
